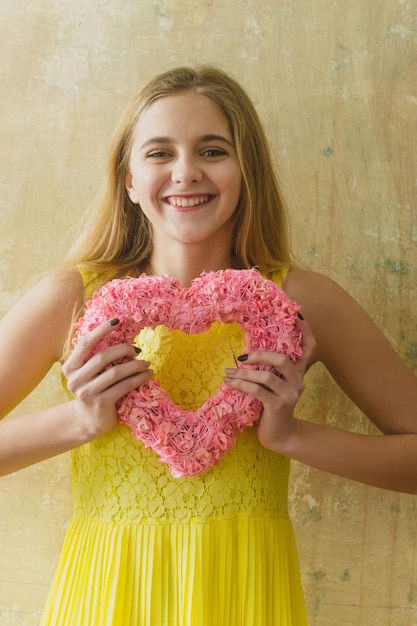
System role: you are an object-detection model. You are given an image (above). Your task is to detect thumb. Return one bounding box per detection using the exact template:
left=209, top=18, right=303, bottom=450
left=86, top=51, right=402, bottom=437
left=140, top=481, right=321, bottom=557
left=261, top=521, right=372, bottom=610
left=294, top=315, right=317, bottom=375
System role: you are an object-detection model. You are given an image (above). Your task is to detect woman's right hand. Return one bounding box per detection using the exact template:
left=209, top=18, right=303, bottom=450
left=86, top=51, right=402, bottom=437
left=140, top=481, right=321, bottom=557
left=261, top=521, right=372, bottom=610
left=62, top=319, right=153, bottom=440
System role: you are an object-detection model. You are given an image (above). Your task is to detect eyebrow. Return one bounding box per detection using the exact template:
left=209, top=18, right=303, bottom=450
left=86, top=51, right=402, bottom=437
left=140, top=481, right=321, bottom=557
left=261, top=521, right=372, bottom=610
left=139, top=134, right=235, bottom=151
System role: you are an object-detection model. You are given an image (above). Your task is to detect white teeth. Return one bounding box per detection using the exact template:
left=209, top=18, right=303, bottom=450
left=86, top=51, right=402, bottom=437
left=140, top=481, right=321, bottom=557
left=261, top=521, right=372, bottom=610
left=168, top=196, right=209, bottom=207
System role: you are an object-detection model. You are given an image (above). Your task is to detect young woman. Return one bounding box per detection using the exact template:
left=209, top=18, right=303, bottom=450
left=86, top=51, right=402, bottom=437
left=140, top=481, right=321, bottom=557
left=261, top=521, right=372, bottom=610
left=1, top=65, right=416, bottom=625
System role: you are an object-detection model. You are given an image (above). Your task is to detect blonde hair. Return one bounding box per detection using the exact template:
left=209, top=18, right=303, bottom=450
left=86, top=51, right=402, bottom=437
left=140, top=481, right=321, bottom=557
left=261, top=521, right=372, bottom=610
left=64, top=65, right=293, bottom=278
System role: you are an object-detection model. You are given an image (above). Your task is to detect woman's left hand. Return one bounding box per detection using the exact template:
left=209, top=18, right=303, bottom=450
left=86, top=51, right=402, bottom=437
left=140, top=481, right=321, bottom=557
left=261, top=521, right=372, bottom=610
left=224, top=317, right=316, bottom=453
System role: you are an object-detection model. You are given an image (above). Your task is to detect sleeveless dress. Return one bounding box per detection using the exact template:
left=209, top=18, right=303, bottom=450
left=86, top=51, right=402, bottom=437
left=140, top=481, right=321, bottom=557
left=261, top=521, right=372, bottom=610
left=40, top=269, right=307, bottom=626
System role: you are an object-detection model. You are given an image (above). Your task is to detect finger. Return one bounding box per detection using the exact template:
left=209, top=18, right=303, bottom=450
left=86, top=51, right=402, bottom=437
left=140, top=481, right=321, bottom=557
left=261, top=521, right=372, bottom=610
left=69, top=318, right=121, bottom=368
left=64, top=340, right=146, bottom=394
left=237, top=350, right=291, bottom=368
left=69, top=358, right=152, bottom=400
left=236, top=351, right=296, bottom=382
left=79, top=341, right=144, bottom=375
left=99, top=368, right=154, bottom=405
left=66, top=343, right=150, bottom=391
left=64, top=344, right=135, bottom=386
left=293, top=317, right=317, bottom=374
left=224, top=371, right=295, bottom=406
left=224, top=366, right=288, bottom=396
left=90, top=359, right=152, bottom=395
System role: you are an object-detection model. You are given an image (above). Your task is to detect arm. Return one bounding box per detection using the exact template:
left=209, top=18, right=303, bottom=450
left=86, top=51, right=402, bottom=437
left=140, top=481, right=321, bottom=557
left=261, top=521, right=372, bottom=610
left=0, top=268, right=152, bottom=476
left=225, top=269, right=417, bottom=494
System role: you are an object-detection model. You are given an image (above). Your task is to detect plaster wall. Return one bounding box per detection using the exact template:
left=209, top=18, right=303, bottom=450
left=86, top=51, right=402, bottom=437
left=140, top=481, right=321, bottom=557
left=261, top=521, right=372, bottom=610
left=0, top=1, right=416, bottom=624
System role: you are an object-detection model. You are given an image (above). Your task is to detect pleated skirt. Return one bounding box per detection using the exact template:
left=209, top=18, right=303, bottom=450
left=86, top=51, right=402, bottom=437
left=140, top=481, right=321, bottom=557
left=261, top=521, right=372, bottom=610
left=40, top=513, right=307, bottom=626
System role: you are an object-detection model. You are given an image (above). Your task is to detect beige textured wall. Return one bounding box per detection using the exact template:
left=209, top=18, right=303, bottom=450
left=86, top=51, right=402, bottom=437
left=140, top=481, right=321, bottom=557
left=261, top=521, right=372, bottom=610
left=0, top=1, right=416, bottom=624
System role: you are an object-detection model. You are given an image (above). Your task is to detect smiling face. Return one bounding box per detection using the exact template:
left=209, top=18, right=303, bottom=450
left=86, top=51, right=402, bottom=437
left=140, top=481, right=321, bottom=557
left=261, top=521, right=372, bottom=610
left=125, top=91, right=242, bottom=258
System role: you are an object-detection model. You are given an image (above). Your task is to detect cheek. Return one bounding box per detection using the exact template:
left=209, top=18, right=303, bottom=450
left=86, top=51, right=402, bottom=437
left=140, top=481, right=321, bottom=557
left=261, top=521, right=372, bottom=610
left=216, top=162, right=241, bottom=188
left=134, top=171, right=164, bottom=205
left=225, top=170, right=242, bottom=207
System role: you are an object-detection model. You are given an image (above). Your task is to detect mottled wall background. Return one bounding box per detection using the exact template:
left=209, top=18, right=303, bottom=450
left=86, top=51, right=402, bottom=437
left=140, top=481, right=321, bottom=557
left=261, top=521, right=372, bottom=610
left=0, top=1, right=416, bottom=624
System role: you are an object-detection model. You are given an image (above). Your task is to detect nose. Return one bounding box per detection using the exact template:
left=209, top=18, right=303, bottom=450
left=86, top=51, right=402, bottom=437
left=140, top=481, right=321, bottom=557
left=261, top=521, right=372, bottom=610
left=171, top=152, right=203, bottom=185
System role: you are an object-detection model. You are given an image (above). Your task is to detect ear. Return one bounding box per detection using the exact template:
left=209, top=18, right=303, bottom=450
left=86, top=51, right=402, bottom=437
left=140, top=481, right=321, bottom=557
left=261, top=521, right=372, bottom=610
left=125, top=171, right=138, bottom=203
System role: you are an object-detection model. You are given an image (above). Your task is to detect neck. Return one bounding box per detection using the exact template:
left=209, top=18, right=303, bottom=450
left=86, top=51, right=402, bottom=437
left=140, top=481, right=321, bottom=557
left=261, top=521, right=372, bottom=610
left=148, top=242, right=236, bottom=287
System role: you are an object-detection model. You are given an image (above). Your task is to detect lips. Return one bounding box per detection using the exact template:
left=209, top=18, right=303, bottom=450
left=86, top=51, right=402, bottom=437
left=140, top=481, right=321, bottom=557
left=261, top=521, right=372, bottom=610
left=166, top=195, right=212, bottom=208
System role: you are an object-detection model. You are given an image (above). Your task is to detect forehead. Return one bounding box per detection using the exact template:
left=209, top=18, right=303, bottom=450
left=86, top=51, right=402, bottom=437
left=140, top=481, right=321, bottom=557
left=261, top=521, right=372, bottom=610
left=133, top=91, right=233, bottom=142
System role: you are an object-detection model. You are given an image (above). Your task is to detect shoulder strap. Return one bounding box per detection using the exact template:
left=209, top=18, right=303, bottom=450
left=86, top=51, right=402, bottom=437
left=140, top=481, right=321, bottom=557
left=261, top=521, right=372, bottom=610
left=267, top=268, right=288, bottom=289
left=77, top=265, right=110, bottom=301
left=77, top=266, right=289, bottom=299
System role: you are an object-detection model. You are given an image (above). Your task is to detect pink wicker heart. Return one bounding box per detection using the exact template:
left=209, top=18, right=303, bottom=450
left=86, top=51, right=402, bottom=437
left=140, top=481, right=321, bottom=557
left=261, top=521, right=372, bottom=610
left=74, top=269, right=302, bottom=477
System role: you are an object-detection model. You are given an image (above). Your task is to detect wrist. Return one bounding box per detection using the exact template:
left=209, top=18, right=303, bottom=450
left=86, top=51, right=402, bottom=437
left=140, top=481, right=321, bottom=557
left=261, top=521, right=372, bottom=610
left=70, top=400, right=118, bottom=443
left=70, top=401, right=102, bottom=443
left=257, top=413, right=299, bottom=456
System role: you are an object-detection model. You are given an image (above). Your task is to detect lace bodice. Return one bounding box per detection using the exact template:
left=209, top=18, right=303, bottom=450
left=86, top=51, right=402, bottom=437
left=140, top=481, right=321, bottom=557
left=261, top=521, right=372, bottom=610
left=69, top=271, right=291, bottom=525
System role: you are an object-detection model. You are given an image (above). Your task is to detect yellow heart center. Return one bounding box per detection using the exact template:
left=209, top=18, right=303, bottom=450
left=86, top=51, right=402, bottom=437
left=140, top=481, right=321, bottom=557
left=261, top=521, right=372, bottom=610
left=136, top=321, right=245, bottom=410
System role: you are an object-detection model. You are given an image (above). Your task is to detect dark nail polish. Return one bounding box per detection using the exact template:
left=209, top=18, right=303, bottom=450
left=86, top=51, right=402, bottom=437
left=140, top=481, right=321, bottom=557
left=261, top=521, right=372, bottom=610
left=297, top=312, right=304, bottom=321
left=109, top=318, right=120, bottom=326
left=237, top=353, right=249, bottom=362
left=133, top=346, right=141, bottom=354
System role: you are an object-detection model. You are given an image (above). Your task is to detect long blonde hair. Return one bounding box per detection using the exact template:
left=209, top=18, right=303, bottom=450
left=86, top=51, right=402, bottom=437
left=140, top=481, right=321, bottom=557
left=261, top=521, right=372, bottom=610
left=64, top=65, right=293, bottom=279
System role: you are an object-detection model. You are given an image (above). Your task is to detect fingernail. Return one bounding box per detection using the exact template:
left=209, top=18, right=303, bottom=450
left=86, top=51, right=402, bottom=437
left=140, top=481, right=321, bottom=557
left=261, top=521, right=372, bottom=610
left=297, top=312, right=304, bottom=321
left=237, top=353, right=249, bottom=362
left=133, top=346, right=141, bottom=354
left=109, top=318, right=120, bottom=326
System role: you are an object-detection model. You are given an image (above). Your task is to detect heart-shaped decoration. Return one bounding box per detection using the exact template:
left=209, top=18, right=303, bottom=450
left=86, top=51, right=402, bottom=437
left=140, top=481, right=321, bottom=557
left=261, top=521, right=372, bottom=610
left=74, top=269, right=303, bottom=477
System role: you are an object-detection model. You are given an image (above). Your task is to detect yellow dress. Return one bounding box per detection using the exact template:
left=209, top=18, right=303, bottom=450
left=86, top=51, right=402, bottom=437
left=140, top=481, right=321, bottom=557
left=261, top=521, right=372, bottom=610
left=40, top=270, right=307, bottom=626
